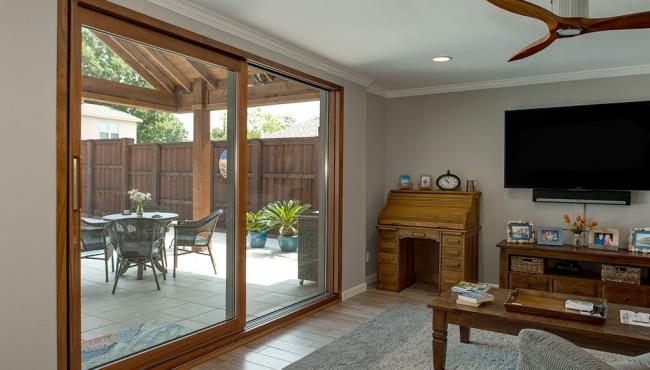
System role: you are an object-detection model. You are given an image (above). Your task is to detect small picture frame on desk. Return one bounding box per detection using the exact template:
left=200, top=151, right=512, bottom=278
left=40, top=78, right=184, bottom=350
left=419, top=175, right=432, bottom=190
left=629, top=227, right=650, bottom=253
left=537, top=226, right=563, bottom=246
left=588, top=228, right=620, bottom=251
left=399, top=175, right=412, bottom=190
left=507, top=221, right=535, bottom=243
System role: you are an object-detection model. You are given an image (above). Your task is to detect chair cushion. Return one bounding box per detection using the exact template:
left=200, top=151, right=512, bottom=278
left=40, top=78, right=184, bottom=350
left=175, top=233, right=211, bottom=246
left=81, top=250, right=105, bottom=258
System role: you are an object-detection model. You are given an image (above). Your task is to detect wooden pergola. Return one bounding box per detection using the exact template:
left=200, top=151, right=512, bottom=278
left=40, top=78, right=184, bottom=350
left=82, top=30, right=321, bottom=218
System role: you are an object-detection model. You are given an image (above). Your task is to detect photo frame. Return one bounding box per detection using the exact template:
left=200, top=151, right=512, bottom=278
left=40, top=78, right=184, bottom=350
left=419, top=175, right=432, bottom=190
left=629, top=227, right=650, bottom=253
left=588, top=228, right=620, bottom=251
left=537, top=226, right=563, bottom=246
left=399, top=175, right=411, bottom=190
left=507, top=221, right=535, bottom=243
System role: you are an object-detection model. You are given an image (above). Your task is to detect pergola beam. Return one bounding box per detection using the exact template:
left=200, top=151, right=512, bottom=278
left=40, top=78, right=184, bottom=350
left=143, top=48, right=193, bottom=93
left=187, top=60, right=221, bottom=90
left=81, top=76, right=178, bottom=112
left=92, top=31, right=175, bottom=94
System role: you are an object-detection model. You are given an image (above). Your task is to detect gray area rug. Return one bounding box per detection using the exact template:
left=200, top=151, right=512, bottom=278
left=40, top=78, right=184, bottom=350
left=284, top=301, right=628, bottom=370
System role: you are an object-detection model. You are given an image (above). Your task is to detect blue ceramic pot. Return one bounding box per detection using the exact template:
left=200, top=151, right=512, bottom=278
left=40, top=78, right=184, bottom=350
left=278, top=235, right=298, bottom=252
left=248, top=231, right=268, bottom=248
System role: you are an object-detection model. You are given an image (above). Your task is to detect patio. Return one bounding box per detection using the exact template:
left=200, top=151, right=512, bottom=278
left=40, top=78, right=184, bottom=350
left=81, top=232, right=321, bottom=342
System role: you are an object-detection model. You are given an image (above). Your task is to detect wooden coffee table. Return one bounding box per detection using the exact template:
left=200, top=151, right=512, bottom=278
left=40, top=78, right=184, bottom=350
left=428, top=288, right=650, bottom=370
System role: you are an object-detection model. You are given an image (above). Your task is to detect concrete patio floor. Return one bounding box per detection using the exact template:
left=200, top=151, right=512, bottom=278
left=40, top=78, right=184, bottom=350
left=81, top=232, right=322, bottom=343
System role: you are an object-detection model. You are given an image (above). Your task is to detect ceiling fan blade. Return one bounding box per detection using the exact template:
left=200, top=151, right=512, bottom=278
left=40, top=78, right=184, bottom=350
left=585, top=11, right=650, bottom=32
left=508, top=33, right=558, bottom=62
left=487, top=0, right=560, bottom=29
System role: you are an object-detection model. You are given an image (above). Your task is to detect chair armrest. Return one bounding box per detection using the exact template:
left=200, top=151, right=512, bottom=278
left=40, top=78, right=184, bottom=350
left=517, top=329, right=615, bottom=370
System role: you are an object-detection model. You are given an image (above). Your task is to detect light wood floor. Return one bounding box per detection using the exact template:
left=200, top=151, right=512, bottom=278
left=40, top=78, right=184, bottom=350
left=191, top=285, right=436, bottom=370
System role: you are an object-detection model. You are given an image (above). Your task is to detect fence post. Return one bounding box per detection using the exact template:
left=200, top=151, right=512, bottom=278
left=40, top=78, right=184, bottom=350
left=121, top=138, right=133, bottom=210
left=250, top=139, right=263, bottom=211
left=151, top=144, right=160, bottom=205
left=86, top=140, right=95, bottom=215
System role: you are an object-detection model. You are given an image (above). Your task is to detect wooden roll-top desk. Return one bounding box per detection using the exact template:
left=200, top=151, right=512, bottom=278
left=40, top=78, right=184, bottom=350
left=377, top=190, right=481, bottom=292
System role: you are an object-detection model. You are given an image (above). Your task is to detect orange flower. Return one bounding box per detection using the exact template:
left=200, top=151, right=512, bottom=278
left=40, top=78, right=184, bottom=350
left=576, top=215, right=584, bottom=223
left=563, top=214, right=571, bottom=223
left=588, top=221, right=599, bottom=228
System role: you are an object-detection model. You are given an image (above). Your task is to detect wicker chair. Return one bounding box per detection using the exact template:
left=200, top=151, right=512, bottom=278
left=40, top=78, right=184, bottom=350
left=297, top=214, right=319, bottom=286
left=80, top=218, right=114, bottom=282
left=106, top=218, right=168, bottom=293
left=172, top=210, right=223, bottom=278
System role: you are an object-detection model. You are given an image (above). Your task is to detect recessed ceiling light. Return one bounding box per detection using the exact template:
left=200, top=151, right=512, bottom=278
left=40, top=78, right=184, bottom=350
left=432, top=56, right=452, bottom=63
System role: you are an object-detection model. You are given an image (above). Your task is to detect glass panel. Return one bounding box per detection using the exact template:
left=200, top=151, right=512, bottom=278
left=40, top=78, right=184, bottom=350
left=244, top=65, right=328, bottom=321
left=79, top=27, right=237, bottom=369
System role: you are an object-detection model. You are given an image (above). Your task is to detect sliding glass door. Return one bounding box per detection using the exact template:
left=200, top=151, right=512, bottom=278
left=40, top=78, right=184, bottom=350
left=64, top=3, right=341, bottom=369
left=74, top=8, right=246, bottom=369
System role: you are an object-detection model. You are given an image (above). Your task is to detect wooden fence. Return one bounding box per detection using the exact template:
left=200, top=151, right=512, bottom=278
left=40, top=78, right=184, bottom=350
left=81, top=137, right=320, bottom=220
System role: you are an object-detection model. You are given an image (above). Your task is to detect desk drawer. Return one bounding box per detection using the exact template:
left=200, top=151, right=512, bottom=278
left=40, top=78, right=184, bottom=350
left=441, top=258, right=463, bottom=272
left=602, top=283, right=648, bottom=306
left=378, top=263, right=399, bottom=283
left=378, top=252, right=398, bottom=265
left=509, top=273, right=550, bottom=291
left=378, top=240, right=398, bottom=252
left=552, top=278, right=598, bottom=297
left=378, top=228, right=397, bottom=241
left=398, top=228, right=440, bottom=241
left=440, top=270, right=462, bottom=292
left=442, top=233, right=464, bottom=247
left=441, top=246, right=463, bottom=259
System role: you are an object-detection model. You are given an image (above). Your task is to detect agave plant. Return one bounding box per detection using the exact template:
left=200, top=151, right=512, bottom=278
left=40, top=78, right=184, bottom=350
left=263, top=200, right=311, bottom=236
left=246, top=210, right=271, bottom=233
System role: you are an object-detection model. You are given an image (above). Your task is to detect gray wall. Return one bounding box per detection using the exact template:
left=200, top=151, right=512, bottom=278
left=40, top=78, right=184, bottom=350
left=366, top=93, right=387, bottom=278
left=385, top=75, right=650, bottom=284
left=0, top=0, right=57, bottom=368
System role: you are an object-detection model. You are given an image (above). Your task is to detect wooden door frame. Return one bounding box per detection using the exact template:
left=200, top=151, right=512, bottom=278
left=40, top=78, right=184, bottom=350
left=56, top=0, right=344, bottom=369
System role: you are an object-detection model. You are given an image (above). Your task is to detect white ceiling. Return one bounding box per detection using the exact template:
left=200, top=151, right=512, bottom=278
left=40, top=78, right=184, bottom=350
left=157, top=0, right=650, bottom=94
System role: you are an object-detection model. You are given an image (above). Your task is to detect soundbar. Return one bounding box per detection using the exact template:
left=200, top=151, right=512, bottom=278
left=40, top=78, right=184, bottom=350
left=532, top=189, right=631, bottom=205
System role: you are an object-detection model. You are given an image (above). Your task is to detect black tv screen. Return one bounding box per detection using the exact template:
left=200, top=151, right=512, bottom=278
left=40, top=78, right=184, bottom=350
left=505, top=101, right=650, bottom=190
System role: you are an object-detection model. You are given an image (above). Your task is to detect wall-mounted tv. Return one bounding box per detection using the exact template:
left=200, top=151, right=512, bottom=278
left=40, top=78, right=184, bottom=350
left=505, top=101, right=650, bottom=191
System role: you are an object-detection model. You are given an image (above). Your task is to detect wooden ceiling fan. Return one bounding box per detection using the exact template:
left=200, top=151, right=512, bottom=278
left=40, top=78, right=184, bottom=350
left=487, top=0, right=650, bottom=61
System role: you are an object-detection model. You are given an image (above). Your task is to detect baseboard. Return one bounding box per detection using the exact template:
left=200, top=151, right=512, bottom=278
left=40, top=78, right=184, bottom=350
left=342, top=282, right=367, bottom=301
left=366, top=274, right=377, bottom=284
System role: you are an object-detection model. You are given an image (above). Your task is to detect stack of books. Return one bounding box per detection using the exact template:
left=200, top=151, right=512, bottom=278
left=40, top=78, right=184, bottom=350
left=450, top=281, right=494, bottom=307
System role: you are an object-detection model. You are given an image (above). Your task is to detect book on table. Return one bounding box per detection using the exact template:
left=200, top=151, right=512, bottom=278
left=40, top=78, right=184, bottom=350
left=456, top=299, right=482, bottom=307
left=457, top=290, right=495, bottom=304
left=450, top=281, right=490, bottom=294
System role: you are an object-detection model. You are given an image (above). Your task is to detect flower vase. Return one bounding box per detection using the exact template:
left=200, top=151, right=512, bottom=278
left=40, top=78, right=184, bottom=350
left=136, top=205, right=144, bottom=217
left=571, top=233, right=583, bottom=247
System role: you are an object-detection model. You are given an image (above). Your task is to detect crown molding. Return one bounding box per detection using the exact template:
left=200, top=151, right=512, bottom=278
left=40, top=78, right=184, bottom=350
left=384, top=64, right=650, bottom=98
left=149, top=0, right=374, bottom=87
left=366, top=84, right=389, bottom=98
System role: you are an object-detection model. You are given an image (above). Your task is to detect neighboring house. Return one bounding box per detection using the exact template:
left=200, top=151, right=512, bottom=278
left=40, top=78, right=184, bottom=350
left=262, top=117, right=319, bottom=138
left=81, top=102, right=141, bottom=142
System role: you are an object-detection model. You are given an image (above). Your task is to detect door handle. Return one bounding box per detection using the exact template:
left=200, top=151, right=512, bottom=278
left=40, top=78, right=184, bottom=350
left=73, top=156, right=81, bottom=212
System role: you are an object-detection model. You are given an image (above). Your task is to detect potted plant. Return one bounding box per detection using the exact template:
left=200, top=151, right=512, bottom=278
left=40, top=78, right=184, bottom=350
left=128, top=188, right=151, bottom=217
left=246, top=210, right=271, bottom=248
left=263, top=200, right=311, bottom=252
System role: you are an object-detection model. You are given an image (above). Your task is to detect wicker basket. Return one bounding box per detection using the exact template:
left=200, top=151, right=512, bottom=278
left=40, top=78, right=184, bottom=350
left=511, top=256, right=544, bottom=274
left=602, top=264, right=641, bottom=285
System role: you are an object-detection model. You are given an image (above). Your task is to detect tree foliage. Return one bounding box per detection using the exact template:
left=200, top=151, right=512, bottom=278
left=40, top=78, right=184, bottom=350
left=210, top=108, right=295, bottom=140
left=81, top=28, right=188, bottom=144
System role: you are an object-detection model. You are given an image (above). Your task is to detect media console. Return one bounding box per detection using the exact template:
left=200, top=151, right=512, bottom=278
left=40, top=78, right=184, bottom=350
left=498, top=241, right=650, bottom=307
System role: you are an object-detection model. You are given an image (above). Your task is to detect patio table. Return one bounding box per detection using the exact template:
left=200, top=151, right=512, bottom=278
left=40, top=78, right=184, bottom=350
left=102, top=212, right=178, bottom=280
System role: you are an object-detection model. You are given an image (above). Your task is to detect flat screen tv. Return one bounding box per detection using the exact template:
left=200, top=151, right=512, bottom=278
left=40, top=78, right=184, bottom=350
left=505, top=101, right=650, bottom=190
